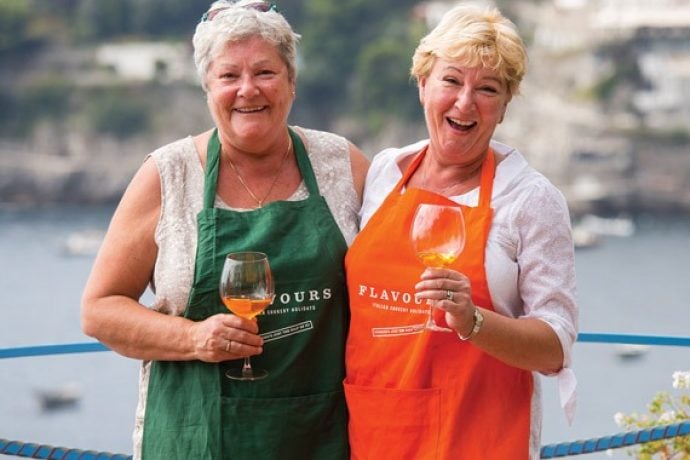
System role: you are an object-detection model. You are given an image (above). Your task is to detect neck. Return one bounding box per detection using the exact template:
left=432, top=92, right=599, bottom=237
left=420, top=150, right=485, bottom=196
left=221, top=130, right=291, bottom=166
left=222, top=130, right=293, bottom=208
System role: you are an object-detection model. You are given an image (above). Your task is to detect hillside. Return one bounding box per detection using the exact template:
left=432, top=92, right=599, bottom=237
left=1, top=0, right=690, bottom=216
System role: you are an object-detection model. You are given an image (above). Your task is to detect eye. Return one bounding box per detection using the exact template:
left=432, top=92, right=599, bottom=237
left=442, top=76, right=461, bottom=85
left=257, top=68, right=278, bottom=78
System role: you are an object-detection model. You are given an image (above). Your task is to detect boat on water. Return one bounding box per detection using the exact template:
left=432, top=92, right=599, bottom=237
left=572, top=225, right=601, bottom=249
left=34, top=382, right=82, bottom=411
left=572, top=214, right=636, bottom=249
left=614, top=344, right=651, bottom=359
left=62, top=229, right=104, bottom=257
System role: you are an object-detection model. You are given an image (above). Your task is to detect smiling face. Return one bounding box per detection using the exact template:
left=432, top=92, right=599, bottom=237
left=419, top=59, right=511, bottom=166
left=206, top=35, right=295, bottom=153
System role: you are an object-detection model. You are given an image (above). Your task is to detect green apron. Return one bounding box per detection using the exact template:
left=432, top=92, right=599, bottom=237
left=142, top=128, right=349, bottom=459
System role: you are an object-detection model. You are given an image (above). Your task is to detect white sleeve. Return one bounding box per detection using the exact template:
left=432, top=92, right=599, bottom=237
left=511, top=179, right=578, bottom=423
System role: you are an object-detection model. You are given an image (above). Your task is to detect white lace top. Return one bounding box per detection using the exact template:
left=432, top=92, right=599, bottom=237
left=360, top=138, right=579, bottom=459
left=131, top=127, right=360, bottom=458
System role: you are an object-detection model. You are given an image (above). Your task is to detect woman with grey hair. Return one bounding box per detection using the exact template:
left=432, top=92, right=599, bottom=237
left=81, top=1, right=368, bottom=458
left=344, top=4, right=577, bottom=459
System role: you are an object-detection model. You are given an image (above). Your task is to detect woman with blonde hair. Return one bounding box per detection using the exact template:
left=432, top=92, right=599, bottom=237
left=344, top=4, right=577, bottom=459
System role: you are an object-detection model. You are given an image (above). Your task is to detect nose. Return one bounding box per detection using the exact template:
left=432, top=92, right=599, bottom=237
left=454, top=85, right=475, bottom=110
left=237, top=75, right=259, bottom=97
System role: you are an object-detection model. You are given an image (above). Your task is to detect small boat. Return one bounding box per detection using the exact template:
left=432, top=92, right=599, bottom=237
left=614, top=344, right=651, bottom=359
left=578, top=214, right=635, bottom=238
left=35, top=382, right=82, bottom=411
left=572, top=226, right=601, bottom=249
left=572, top=214, right=635, bottom=249
left=62, top=229, right=104, bottom=257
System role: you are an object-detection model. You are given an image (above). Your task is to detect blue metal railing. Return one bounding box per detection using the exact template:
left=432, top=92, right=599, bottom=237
left=577, top=332, right=690, bottom=347
left=2, top=332, right=689, bottom=459
left=540, top=421, right=690, bottom=458
left=0, top=342, right=108, bottom=360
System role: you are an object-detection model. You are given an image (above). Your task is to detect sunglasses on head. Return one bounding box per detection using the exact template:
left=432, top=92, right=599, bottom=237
left=200, top=2, right=279, bottom=22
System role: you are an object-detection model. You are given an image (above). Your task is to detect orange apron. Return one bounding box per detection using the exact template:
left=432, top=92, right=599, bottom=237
left=345, top=148, right=533, bottom=459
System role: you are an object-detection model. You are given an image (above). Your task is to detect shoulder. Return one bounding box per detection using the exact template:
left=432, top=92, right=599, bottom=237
left=491, top=141, right=572, bottom=242
left=146, top=136, right=203, bottom=229
left=370, top=139, right=429, bottom=172
left=492, top=140, right=568, bottom=208
left=359, top=140, right=428, bottom=228
left=148, top=136, right=201, bottom=191
left=149, top=136, right=197, bottom=166
left=295, top=127, right=348, bottom=155
left=294, top=125, right=370, bottom=197
left=367, top=139, right=428, bottom=187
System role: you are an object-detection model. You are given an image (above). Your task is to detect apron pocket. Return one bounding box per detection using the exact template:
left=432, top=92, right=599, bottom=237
left=344, top=381, right=441, bottom=459
left=221, top=389, right=348, bottom=460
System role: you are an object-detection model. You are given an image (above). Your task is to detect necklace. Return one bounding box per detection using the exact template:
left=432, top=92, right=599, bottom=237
left=225, top=133, right=293, bottom=208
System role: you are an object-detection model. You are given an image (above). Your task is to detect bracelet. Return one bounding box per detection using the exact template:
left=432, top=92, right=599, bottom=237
left=458, top=307, right=484, bottom=341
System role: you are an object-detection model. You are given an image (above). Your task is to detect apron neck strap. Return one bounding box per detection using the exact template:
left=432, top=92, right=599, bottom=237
left=395, top=145, right=496, bottom=208
left=477, top=148, right=495, bottom=208
left=204, top=128, right=222, bottom=209
left=290, top=127, right=319, bottom=195
left=202, top=127, right=317, bottom=209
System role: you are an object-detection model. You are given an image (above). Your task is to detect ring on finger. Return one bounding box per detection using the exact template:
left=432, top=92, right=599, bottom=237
left=446, top=290, right=454, bottom=301
left=225, top=340, right=231, bottom=352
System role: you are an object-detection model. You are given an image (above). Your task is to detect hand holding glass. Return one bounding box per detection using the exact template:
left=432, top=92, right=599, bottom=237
left=410, top=204, right=466, bottom=332
left=219, top=251, right=274, bottom=380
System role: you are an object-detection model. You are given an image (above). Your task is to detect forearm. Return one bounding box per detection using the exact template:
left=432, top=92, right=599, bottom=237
left=469, top=309, right=564, bottom=373
left=81, top=295, right=197, bottom=362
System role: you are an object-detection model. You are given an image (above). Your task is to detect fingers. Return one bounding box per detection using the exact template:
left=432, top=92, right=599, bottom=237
left=419, top=267, right=464, bottom=281
left=415, top=270, right=470, bottom=302
left=221, top=313, right=260, bottom=334
left=414, top=269, right=476, bottom=335
left=222, top=336, right=261, bottom=358
left=191, top=313, right=264, bottom=363
left=415, top=270, right=473, bottom=315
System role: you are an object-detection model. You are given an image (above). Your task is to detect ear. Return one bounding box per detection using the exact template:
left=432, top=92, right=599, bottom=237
left=418, top=77, right=427, bottom=106
left=498, top=95, right=512, bottom=124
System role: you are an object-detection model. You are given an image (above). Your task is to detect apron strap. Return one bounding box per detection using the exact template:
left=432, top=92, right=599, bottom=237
left=394, top=146, right=497, bottom=210
left=204, top=128, right=222, bottom=209
left=202, top=127, right=319, bottom=210
left=289, top=128, right=320, bottom=196
left=477, top=148, right=495, bottom=209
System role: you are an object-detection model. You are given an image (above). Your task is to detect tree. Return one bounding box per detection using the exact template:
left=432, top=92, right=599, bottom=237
left=296, top=0, right=420, bottom=129
left=0, top=0, right=34, bottom=52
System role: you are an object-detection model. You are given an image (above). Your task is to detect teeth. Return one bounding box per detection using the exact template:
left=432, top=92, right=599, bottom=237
left=448, top=117, right=474, bottom=126
left=235, top=107, right=264, bottom=113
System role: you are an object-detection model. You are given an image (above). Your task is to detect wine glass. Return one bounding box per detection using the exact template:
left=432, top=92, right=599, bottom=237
left=410, top=203, right=466, bottom=332
left=219, top=251, right=274, bottom=380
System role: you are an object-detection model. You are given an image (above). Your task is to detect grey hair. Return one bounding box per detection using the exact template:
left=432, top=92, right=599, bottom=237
left=193, top=0, right=301, bottom=91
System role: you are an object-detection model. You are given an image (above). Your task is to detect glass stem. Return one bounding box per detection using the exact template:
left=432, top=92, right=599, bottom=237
left=426, top=299, right=435, bottom=327
left=242, top=357, right=252, bottom=376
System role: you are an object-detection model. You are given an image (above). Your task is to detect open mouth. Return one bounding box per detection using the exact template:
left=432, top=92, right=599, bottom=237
left=234, top=106, right=267, bottom=114
left=447, top=117, right=476, bottom=132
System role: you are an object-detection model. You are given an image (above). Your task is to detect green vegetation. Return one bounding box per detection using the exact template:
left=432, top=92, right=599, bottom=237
left=0, top=77, right=73, bottom=137
left=0, top=0, right=428, bottom=141
left=0, top=0, right=32, bottom=52
left=82, top=89, right=150, bottom=138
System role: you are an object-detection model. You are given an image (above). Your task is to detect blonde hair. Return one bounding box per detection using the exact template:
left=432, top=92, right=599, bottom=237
left=411, top=3, right=527, bottom=96
left=193, top=0, right=301, bottom=91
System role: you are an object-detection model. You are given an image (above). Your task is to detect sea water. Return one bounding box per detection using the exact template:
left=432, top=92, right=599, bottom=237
left=1, top=205, right=689, bottom=459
